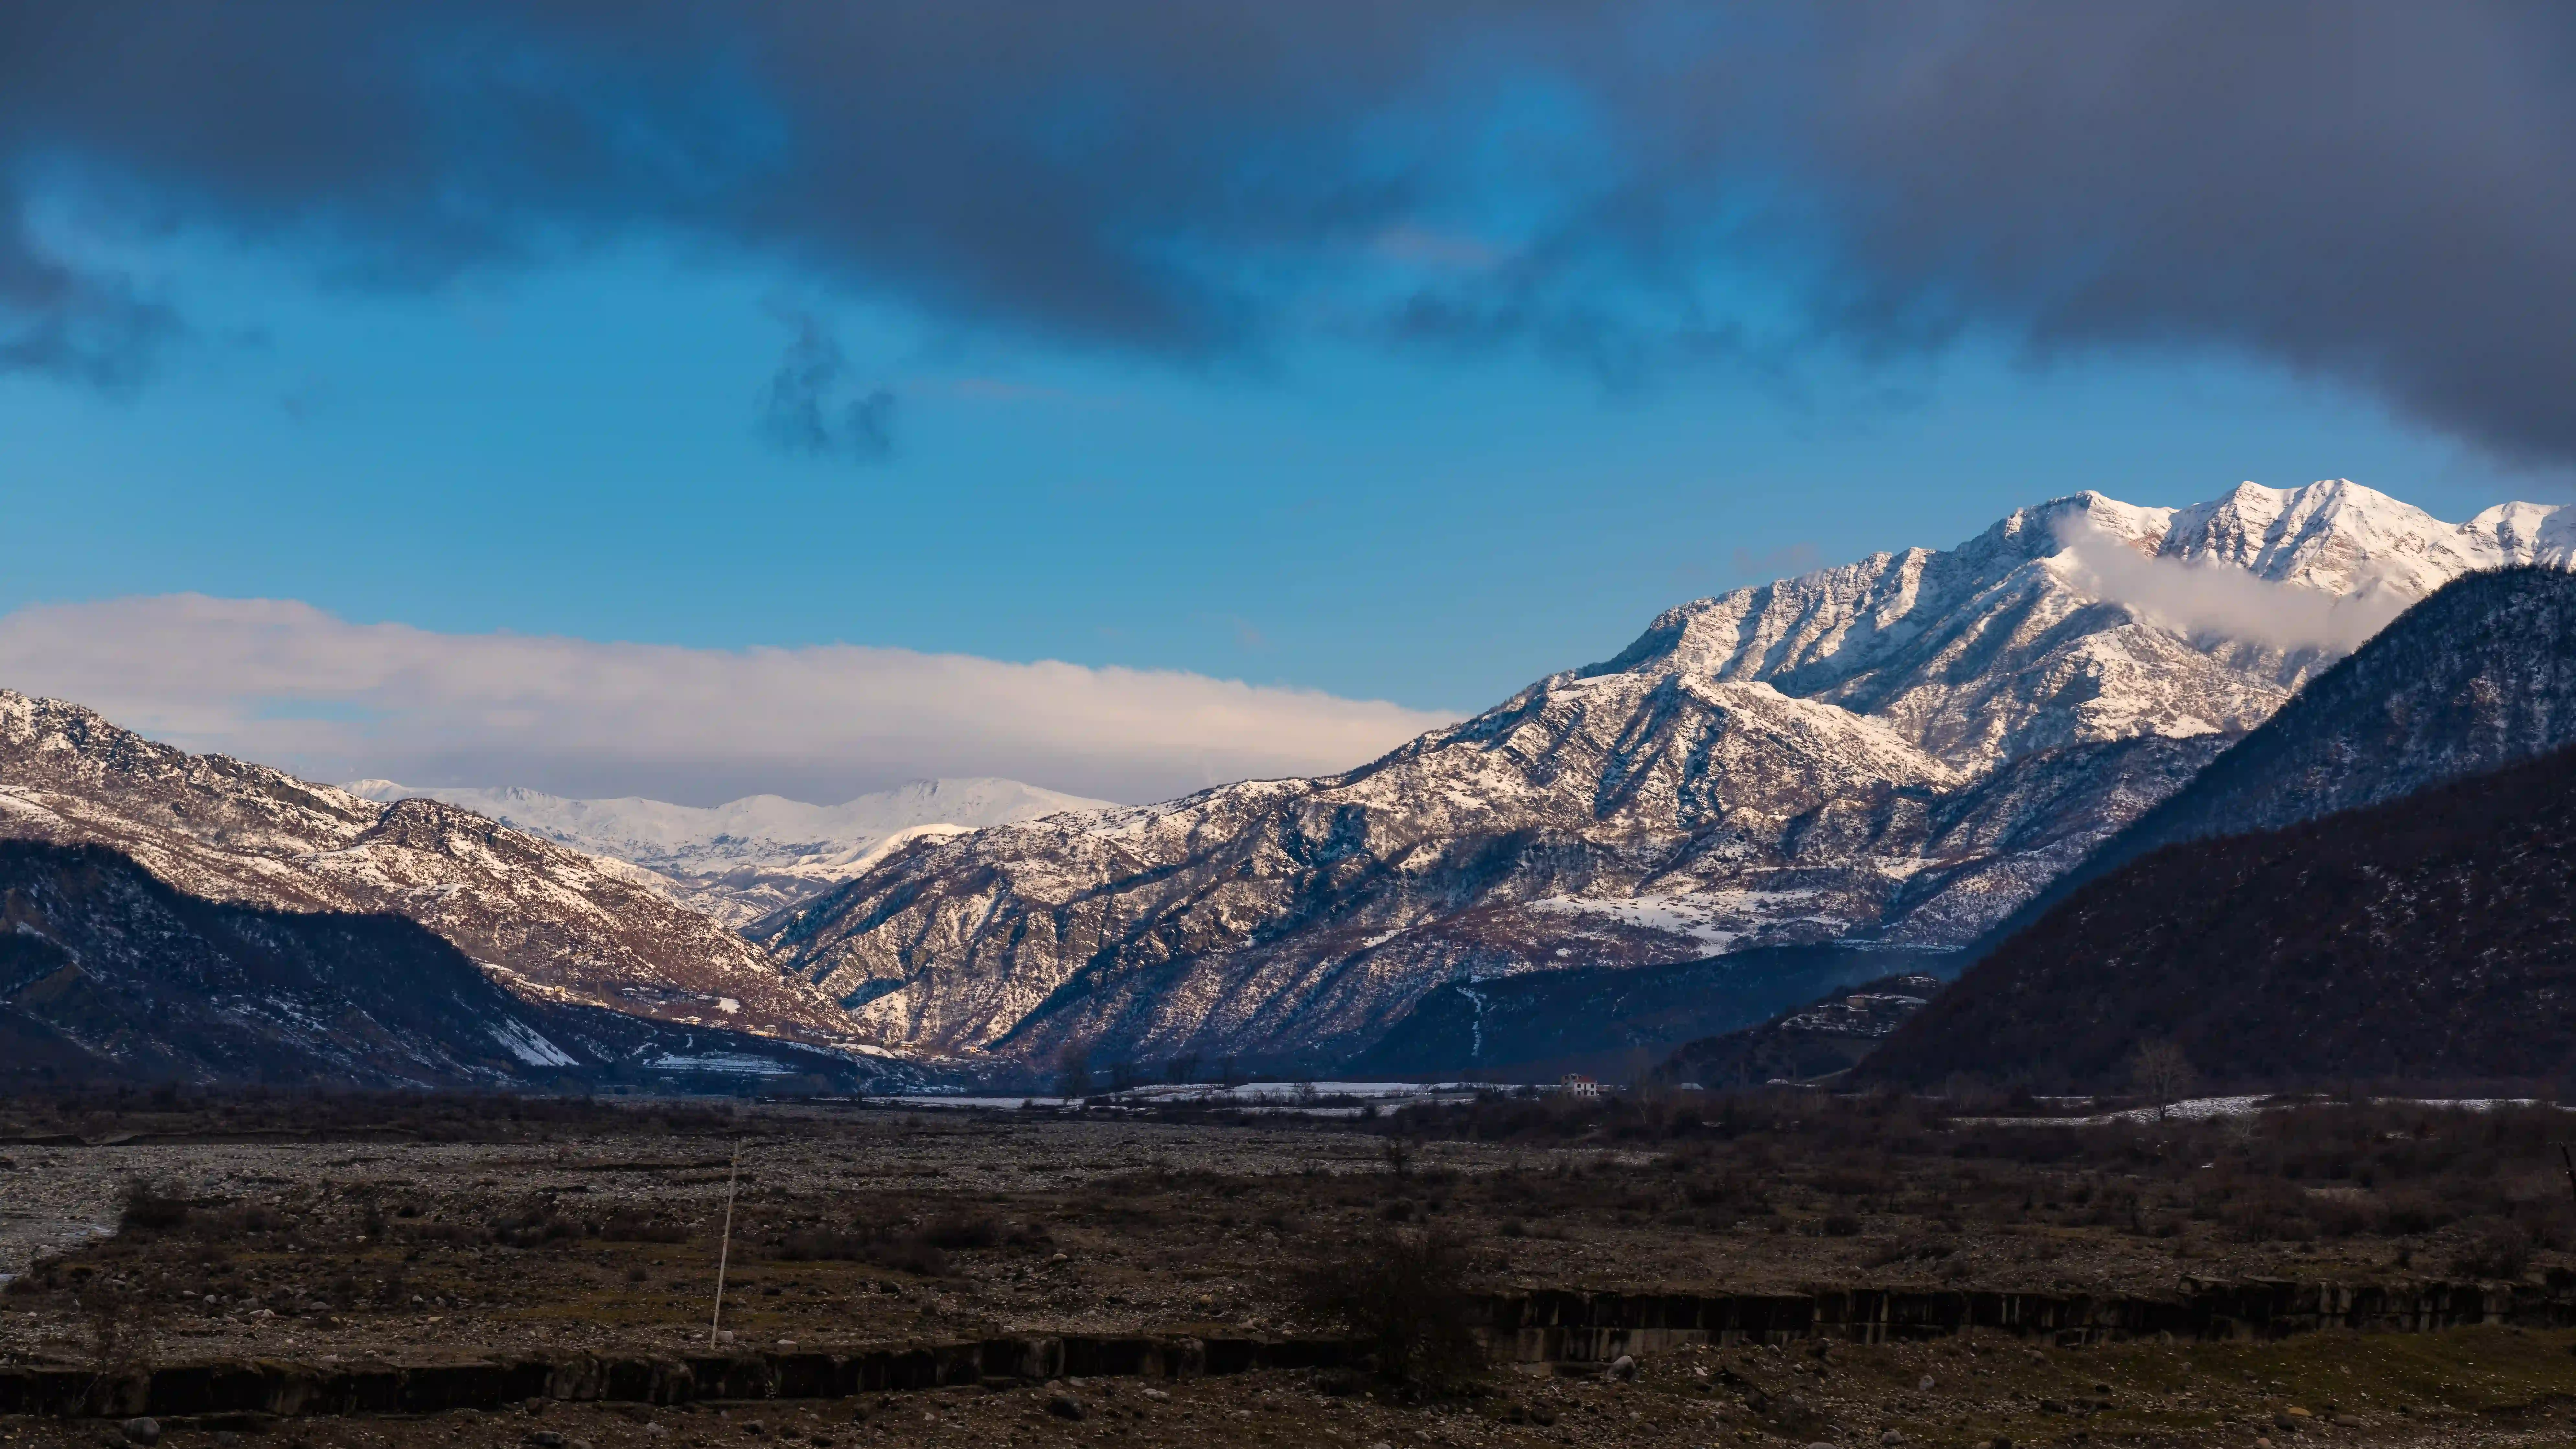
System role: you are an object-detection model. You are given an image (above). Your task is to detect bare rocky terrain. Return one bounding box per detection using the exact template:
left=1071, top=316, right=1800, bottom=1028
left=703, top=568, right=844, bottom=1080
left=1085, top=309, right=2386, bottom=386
left=5, top=1090, right=2576, bottom=1448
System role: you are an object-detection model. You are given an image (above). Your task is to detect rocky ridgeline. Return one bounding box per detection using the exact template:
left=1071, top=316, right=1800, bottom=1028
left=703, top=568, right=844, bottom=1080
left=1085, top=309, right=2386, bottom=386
left=757, top=480, right=2576, bottom=1069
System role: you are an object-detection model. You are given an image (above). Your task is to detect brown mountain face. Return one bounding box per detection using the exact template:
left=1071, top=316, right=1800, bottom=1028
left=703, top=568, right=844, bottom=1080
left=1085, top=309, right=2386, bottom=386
left=0, top=691, right=857, bottom=1046
left=1858, top=740, right=2576, bottom=1094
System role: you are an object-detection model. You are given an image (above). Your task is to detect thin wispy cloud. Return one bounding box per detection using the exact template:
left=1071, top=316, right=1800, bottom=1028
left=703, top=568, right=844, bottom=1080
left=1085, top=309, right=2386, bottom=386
left=760, top=308, right=897, bottom=463
left=0, top=596, right=1457, bottom=806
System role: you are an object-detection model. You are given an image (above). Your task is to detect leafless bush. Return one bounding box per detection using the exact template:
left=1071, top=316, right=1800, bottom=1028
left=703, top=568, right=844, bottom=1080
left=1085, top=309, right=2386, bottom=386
left=923, top=1214, right=1003, bottom=1250
left=117, top=1179, right=190, bottom=1235
left=2450, top=1219, right=2534, bottom=1281
left=79, top=1283, right=158, bottom=1373
left=597, top=1210, right=689, bottom=1243
left=1295, top=1226, right=1484, bottom=1390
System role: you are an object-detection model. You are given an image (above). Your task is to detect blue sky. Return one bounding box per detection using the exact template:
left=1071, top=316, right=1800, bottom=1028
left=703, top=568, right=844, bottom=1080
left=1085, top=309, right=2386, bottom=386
left=5, top=237, right=2548, bottom=718
left=3, top=3, right=2570, bottom=802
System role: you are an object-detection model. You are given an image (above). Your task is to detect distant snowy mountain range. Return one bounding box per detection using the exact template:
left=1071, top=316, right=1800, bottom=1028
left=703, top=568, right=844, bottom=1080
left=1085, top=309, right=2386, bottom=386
left=7, top=475, right=2572, bottom=1087
left=341, top=778, right=1111, bottom=924
left=751, top=480, right=2576, bottom=1072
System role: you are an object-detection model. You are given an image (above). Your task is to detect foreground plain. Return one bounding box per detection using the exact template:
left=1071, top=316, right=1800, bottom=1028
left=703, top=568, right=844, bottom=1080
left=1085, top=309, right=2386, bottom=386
left=4, top=1091, right=2575, bottom=1448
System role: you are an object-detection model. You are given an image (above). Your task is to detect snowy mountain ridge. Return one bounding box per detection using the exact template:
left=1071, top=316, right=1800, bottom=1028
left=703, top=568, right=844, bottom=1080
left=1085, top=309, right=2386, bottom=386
left=751, top=479, right=2576, bottom=1071
left=0, top=690, right=858, bottom=1044
left=342, top=777, right=1112, bottom=924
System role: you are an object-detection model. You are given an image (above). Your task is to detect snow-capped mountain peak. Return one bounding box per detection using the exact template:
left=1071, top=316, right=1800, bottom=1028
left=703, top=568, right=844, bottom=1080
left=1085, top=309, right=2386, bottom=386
left=746, top=478, right=2576, bottom=1072
left=2156, top=478, right=2563, bottom=595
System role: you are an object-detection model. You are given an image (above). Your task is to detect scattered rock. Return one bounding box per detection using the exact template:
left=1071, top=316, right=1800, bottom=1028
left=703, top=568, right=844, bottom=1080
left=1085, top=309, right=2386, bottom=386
left=524, top=1434, right=565, bottom=1449
left=1046, top=1395, right=1087, bottom=1422
left=120, top=1419, right=161, bottom=1447
left=1141, top=1388, right=1169, bottom=1402
left=1917, top=1375, right=1935, bottom=1391
left=1607, top=1354, right=1638, bottom=1381
left=1881, top=1431, right=1906, bottom=1445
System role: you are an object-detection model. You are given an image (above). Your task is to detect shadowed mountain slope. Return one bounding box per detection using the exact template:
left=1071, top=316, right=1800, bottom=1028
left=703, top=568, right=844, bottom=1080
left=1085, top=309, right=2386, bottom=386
left=0, top=838, right=877, bottom=1090
left=1859, top=741, right=2576, bottom=1093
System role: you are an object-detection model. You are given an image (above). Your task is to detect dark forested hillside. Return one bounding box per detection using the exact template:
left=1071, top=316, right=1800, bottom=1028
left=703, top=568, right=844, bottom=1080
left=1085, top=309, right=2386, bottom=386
left=1861, top=742, right=2576, bottom=1093
left=1659, top=972, right=1944, bottom=1088
left=0, top=838, right=872, bottom=1091
left=1975, top=567, right=2576, bottom=949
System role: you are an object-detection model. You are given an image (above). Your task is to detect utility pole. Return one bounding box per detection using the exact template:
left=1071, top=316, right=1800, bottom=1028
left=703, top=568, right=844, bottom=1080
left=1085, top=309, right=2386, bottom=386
left=709, top=1139, right=742, bottom=1348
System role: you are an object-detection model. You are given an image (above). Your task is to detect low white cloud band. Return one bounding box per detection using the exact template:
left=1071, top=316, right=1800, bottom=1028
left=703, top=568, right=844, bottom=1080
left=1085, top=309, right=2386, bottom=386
left=0, top=595, right=1457, bottom=806
left=2051, top=518, right=2417, bottom=655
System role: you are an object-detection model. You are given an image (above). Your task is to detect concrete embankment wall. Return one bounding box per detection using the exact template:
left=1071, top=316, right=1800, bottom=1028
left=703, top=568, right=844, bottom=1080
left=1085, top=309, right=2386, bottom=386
left=6, top=1278, right=2567, bottom=1420
left=1480, top=1279, right=2576, bottom=1362
left=0, top=1334, right=1352, bottom=1420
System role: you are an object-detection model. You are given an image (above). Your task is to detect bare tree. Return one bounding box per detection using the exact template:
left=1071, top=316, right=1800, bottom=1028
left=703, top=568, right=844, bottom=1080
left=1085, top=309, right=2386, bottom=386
left=1166, top=1052, right=1202, bottom=1086
left=1382, top=1135, right=1415, bottom=1179
left=1107, top=1059, right=1141, bottom=1094
left=2129, top=1039, right=2199, bottom=1117
left=1056, top=1046, right=1093, bottom=1102
left=1218, top=1055, right=1248, bottom=1089
left=1624, top=1044, right=1659, bottom=1098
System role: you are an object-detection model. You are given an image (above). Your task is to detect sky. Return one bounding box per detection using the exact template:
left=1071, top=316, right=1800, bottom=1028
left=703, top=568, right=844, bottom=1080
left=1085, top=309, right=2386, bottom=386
left=3, top=2, right=2572, bottom=804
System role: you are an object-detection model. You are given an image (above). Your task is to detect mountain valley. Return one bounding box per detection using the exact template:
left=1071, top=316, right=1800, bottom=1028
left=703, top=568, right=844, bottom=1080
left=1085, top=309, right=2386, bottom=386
left=344, top=777, right=1111, bottom=925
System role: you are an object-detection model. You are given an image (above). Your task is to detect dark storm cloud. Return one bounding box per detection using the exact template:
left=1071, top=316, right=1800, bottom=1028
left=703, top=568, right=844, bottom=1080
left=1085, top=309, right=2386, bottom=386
left=0, top=209, right=180, bottom=391
left=3, top=2, right=2573, bottom=461
left=1762, top=4, right=2576, bottom=465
